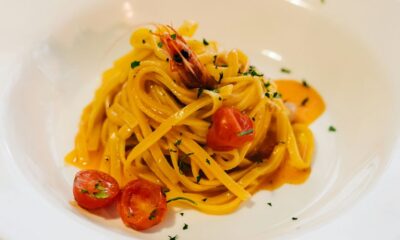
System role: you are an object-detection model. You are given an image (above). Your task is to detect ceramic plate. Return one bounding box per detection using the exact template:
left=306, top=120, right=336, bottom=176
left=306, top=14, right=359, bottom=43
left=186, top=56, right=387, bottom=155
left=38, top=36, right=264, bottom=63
left=1, top=0, right=400, bottom=239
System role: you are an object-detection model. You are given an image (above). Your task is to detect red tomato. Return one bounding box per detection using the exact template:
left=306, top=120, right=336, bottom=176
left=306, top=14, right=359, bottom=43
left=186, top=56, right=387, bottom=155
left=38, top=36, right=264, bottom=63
left=73, top=170, right=120, bottom=210
left=207, top=106, right=255, bottom=151
left=118, top=179, right=167, bottom=231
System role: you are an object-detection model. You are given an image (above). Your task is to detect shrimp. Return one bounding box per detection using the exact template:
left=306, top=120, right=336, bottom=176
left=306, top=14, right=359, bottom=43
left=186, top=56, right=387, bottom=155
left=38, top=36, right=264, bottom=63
left=157, top=25, right=217, bottom=89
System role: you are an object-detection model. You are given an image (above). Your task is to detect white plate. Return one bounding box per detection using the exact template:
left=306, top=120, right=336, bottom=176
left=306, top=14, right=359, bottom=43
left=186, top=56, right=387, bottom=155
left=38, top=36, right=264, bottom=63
left=1, top=0, right=400, bottom=239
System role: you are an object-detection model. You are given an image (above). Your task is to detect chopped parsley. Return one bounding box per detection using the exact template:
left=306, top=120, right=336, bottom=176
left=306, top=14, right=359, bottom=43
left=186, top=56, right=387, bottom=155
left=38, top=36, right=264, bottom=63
left=174, top=139, right=182, bottom=147
left=218, top=72, right=224, bottom=83
left=281, top=68, right=291, bottom=74
left=203, top=38, right=209, bottom=46
left=169, top=148, right=177, bottom=153
left=183, top=223, right=189, bottom=230
left=301, top=97, right=309, bottom=106
left=213, top=55, right=217, bottom=65
left=171, top=34, right=177, bottom=40
left=196, top=175, right=201, bottom=184
left=273, top=92, right=282, bottom=98
left=130, top=61, right=140, bottom=69
left=202, top=198, right=208, bottom=202
left=197, top=88, right=204, bottom=98
left=206, top=159, right=211, bottom=165
left=148, top=209, right=158, bottom=220
left=264, top=82, right=271, bottom=88
left=267, top=202, right=272, bottom=207
left=157, top=42, right=163, bottom=48
left=292, top=217, right=298, bottom=221
left=142, top=39, right=146, bottom=44
left=302, top=80, right=310, bottom=88
left=265, top=92, right=270, bottom=98
left=180, top=212, right=184, bottom=216
left=168, top=235, right=178, bottom=240
left=328, top=125, right=337, bottom=132
left=244, top=65, right=264, bottom=77
left=167, top=197, right=197, bottom=205
left=237, top=129, right=254, bottom=136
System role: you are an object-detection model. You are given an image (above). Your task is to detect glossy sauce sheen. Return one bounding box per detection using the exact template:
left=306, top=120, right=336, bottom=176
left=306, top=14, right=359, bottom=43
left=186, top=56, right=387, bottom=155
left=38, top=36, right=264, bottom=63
left=263, top=79, right=325, bottom=189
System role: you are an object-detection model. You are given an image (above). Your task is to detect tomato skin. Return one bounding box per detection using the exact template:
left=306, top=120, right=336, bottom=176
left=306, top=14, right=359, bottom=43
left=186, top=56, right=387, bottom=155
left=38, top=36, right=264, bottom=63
left=73, top=170, right=120, bottom=210
left=118, top=179, right=167, bottom=231
left=207, top=106, right=255, bottom=151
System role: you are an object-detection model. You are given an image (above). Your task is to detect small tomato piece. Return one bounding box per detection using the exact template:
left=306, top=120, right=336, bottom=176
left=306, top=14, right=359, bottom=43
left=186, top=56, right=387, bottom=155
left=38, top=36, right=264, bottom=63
left=207, top=106, right=255, bottom=151
left=73, top=170, right=120, bottom=210
left=118, top=179, right=167, bottom=231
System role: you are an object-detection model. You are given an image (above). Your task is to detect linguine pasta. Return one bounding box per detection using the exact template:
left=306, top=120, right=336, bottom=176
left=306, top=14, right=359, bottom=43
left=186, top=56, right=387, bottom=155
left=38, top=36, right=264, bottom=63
left=66, top=22, right=316, bottom=214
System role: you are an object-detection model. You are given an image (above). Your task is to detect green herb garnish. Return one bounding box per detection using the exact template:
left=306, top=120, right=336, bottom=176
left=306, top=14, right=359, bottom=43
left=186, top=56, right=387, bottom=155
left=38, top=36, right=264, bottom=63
left=80, top=189, right=89, bottom=194
left=171, top=34, right=177, bottom=40
left=281, top=68, right=291, bottom=74
left=273, top=92, right=282, bottom=98
left=183, top=223, right=189, bottom=230
left=244, top=65, right=264, bottom=77
left=202, top=198, right=208, bottom=202
left=131, top=61, right=140, bottom=69
left=292, top=217, right=298, bottom=221
left=174, top=139, right=182, bottom=147
left=203, top=38, right=209, bottom=46
left=168, top=235, right=178, bottom=240
left=218, top=72, right=224, bottom=83
left=237, top=129, right=254, bottom=136
left=265, top=92, right=270, bottom=98
left=157, top=42, right=163, bottom=48
left=301, top=97, right=309, bottom=106
left=267, top=202, right=272, bottom=207
left=167, top=197, right=197, bottom=205
left=180, top=212, right=184, bottom=216
left=206, top=159, right=211, bottom=165
left=148, top=209, right=158, bottom=220
left=197, top=88, right=203, bottom=98
left=264, top=82, right=271, bottom=88
left=142, top=39, right=146, bottom=44
left=328, top=126, right=336, bottom=132
left=302, top=80, right=310, bottom=88
left=196, top=175, right=201, bottom=184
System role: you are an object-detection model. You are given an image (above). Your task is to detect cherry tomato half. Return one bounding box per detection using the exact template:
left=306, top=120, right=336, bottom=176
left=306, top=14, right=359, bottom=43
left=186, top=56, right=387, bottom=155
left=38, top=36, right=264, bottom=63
left=118, top=179, right=167, bottom=231
left=207, top=106, right=255, bottom=151
left=73, top=170, right=120, bottom=210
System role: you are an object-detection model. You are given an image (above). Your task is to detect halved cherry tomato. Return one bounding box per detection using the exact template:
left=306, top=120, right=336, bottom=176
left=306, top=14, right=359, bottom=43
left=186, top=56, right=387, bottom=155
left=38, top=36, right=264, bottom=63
left=73, top=170, right=120, bottom=210
left=118, top=179, right=167, bottom=231
left=207, top=106, right=255, bottom=151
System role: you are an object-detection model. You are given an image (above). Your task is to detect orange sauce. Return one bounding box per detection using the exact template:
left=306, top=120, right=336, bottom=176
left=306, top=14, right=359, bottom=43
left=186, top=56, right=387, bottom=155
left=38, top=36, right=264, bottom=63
left=263, top=157, right=311, bottom=190
left=275, top=79, right=325, bottom=125
left=65, top=149, right=103, bottom=170
left=261, top=79, right=325, bottom=189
